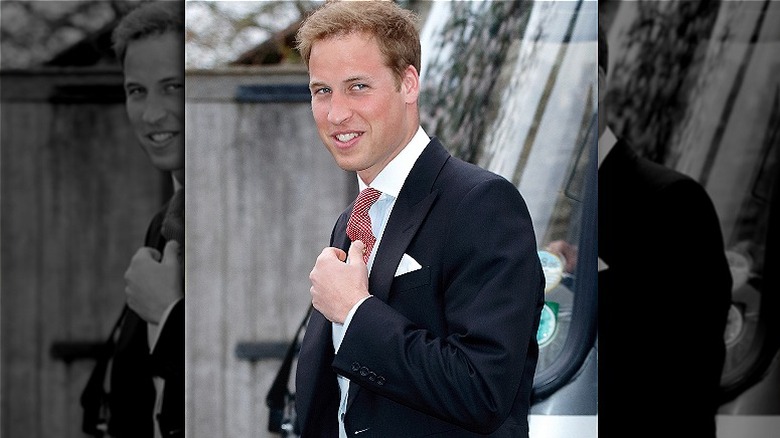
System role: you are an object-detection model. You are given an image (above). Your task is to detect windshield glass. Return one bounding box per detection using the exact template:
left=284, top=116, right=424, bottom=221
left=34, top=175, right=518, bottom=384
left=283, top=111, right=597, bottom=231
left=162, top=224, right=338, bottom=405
left=418, top=0, right=599, bottom=382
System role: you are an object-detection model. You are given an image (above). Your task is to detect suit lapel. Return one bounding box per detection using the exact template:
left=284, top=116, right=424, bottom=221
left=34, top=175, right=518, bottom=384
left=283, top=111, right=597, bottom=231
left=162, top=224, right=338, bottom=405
left=333, top=212, right=351, bottom=252
left=368, top=192, right=437, bottom=302
left=369, top=138, right=449, bottom=303
left=346, top=139, right=450, bottom=411
left=345, top=192, right=438, bottom=412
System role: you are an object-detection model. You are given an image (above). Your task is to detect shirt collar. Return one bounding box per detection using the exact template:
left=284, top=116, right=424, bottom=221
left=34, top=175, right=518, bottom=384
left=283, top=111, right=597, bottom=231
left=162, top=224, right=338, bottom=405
left=598, top=126, right=618, bottom=169
left=172, top=174, right=183, bottom=191
left=357, top=125, right=429, bottom=199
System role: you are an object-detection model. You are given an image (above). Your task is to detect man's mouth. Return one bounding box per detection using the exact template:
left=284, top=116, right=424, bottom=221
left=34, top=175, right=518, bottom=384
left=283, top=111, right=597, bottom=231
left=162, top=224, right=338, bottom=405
left=148, top=132, right=177, bottom=143
left=335, top=132, right=361, bottom=143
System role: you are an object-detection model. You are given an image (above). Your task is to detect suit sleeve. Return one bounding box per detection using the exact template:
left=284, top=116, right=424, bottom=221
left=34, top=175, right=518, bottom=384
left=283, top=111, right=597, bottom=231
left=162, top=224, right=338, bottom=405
left=150, top=298, right=184, bottom=381
left=641, top=179, right=731, bottom=414
left=334, top=177, right=545, bottom=433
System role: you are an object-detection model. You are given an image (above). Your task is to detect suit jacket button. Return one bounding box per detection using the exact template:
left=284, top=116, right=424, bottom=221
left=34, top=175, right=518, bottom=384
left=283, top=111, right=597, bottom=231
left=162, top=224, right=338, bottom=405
left=351, top=362, right=360, bottom=372
left=376, top=376, right=385, bottom=386
left=359, top=366, right=369, bottom=377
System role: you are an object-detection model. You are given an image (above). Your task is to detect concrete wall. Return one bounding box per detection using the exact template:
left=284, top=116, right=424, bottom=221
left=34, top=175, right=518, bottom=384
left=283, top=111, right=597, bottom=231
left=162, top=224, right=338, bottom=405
left=185, top=66, right=354, bottom=437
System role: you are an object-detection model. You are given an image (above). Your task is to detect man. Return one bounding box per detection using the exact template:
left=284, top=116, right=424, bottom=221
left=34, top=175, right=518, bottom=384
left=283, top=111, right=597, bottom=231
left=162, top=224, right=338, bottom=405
left=294, top=1, right=545, bottom=437
left=81, top=2, right=184, bottom=437
left=598, top=23, right=732, bottom=437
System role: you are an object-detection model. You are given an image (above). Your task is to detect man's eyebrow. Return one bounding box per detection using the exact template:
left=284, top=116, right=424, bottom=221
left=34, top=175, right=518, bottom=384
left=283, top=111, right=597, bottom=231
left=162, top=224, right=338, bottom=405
left=309, top=80, right=328, bottom=90
left=309, top=75, right=371, bottom=89
left=344, top=75, right=369, bottom=83
left=124, top=75, right=181, bottom=83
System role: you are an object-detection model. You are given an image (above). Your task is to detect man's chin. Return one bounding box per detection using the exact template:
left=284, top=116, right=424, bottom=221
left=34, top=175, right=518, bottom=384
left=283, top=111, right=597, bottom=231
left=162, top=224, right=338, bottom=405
left=146, top=155, right=184, bottom=174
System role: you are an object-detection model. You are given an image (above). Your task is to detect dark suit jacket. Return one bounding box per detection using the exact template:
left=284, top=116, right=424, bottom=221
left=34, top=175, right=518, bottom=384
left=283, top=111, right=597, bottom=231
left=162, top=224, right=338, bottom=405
left=83, top=195, right=184, bottom=438
left=598, top=139, right=732, bottom=438
left=295, top=138, right=545, bottom=437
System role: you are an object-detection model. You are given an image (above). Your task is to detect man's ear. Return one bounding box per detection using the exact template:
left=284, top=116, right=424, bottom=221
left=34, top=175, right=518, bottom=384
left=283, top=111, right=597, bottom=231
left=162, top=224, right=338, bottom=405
left=401, top=64, right=420, bottom=104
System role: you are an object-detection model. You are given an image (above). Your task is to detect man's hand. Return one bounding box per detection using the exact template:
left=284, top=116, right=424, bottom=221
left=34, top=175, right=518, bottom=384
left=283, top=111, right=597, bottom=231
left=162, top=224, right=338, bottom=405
left=546, top=240, right=578, bottom=274
left=124, top=240, right=183, bottom=324
left=309, top=240, right=371, bottom=324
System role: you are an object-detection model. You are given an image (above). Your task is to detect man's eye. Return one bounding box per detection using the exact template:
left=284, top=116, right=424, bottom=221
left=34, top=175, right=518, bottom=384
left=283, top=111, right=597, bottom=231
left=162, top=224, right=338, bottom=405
left=126, top=87, right=144, bottom=97
left=313, top=87, right=331, bottom=95
left=351, top=83, right=367, bottom=91
left=164, top=83, right=183, bottom=92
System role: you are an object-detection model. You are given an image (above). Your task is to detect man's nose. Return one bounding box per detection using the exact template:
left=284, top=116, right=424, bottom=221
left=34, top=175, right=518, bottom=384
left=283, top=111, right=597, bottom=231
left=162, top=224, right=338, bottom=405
left=142, top=96, right=167, bottom=124
left=327, top=91, right=352, bottom=125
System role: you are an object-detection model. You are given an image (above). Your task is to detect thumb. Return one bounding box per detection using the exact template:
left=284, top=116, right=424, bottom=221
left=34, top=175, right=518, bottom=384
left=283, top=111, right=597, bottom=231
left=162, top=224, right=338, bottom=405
left=162, top=240, right=180, bottom=264
left=348, top=240, right=366, bottom=265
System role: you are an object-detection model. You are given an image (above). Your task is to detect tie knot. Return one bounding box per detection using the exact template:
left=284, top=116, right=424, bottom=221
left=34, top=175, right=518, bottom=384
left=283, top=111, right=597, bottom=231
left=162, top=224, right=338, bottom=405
left=353, top=188, right=382, bottom=214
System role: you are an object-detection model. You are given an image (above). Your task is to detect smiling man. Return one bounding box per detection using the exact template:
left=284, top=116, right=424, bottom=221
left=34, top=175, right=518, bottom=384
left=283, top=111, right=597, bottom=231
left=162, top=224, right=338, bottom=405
left=123, top=29, right=185, bottom=181
left=80, top=2, right=184, bottom=438
left=294, top=1, right=545, bottom=437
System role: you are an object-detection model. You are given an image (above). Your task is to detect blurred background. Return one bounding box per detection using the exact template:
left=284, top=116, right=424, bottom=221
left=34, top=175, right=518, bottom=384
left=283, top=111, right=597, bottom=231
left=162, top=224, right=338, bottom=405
left=5, top=0, right=780, bottom=437
left=4, top=0, right=596, bottom=437
left=2, top=1, right=599, bottom=437
left=0, top=1, right=600, bottom=437
left=601, top=1, right=780, bottom=436
left=2, top=2, right=168, bottom=438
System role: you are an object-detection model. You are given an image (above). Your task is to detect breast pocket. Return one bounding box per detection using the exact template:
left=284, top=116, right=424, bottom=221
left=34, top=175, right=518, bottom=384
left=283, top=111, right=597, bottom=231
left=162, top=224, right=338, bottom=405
left=392, top=265, right=431, bottom=292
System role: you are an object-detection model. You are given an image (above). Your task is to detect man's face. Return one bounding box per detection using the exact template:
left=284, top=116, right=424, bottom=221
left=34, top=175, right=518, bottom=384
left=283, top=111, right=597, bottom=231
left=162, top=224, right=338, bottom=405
left=123, top=31, right=184, bottom=176
left=308, top=31, right=419, bottom=184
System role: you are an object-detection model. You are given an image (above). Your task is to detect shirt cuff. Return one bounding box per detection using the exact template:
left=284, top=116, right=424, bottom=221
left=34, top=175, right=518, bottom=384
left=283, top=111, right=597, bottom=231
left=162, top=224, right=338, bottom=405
left=334, top=295, right=373, bottom=353
left=147, top=297, right=183, bottom=351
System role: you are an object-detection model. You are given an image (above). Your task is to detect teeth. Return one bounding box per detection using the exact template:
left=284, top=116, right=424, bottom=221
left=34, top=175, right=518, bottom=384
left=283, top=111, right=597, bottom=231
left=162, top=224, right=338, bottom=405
left=336, top=132, right=359, bottom=142
left=150, top=132, right=174, bottom=142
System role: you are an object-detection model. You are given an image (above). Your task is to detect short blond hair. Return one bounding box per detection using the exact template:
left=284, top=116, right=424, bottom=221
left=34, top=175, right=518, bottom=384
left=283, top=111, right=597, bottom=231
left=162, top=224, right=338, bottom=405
left=112, top=1, right=184, bottom=65
left=296, top=0, right=421, bottom=86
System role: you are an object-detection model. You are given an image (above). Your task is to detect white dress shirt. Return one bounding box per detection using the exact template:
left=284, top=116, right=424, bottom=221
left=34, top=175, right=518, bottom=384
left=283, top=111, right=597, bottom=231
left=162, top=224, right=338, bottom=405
left=332, top=125, right=430, bottom=438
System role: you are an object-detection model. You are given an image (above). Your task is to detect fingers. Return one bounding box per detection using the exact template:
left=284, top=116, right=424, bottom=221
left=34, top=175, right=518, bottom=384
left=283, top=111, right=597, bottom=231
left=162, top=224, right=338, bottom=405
left=135, top=246, right=162, bottom=262
left=347, top=240, right=366, bottom=265
left=318, top=246, right=347, bottom=262
left=162, top=240, right=180, bottom=265
left=123, top=243, right=183, bottom=324
left=130, top=242, right=179, bottom=265
left=309, top=242, right=370, bottom=324
left=310, top=246, right=345, bottom=284
left=315, top=241, right=366, bottom=265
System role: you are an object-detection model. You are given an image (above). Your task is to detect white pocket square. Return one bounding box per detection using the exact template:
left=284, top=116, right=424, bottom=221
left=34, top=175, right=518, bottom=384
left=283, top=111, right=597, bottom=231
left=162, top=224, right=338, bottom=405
left=598, top=257, right=609, bottom=272
left=395, top=253, right=422, bottom=277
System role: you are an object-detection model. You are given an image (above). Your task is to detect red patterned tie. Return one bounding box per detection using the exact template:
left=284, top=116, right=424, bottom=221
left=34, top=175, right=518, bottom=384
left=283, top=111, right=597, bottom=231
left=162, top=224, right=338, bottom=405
left=346, top=188, right=382, bottom=264
left=161, top=188, right=184, bottom=247
left=161, top=188, right=184, bottom=270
